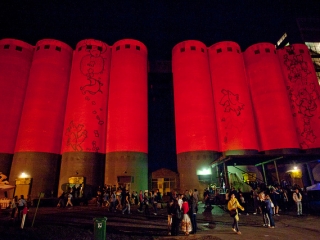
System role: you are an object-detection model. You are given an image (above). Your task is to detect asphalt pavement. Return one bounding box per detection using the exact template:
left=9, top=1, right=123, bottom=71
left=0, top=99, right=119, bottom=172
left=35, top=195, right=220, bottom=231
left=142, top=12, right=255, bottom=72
left=0, top=202, right=319, bottom=240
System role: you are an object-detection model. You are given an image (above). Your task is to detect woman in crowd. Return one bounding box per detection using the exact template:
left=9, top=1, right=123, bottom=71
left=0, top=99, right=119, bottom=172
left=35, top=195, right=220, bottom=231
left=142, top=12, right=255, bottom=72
left=181, top=197, right=192, bottom=235
left=228, top=193, right=244, bottom=235
left=171, top=199, right=180, bottom=236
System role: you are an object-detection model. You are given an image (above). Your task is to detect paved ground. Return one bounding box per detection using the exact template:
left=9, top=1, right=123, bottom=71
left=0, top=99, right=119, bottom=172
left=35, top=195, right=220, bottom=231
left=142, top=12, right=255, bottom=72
left=0, top=202, right=319, bottom=240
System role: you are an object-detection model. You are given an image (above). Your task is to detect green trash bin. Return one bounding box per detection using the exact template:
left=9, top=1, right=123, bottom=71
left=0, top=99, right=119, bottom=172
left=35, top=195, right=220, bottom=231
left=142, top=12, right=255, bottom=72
left=93, top=217, right=107, bottom=240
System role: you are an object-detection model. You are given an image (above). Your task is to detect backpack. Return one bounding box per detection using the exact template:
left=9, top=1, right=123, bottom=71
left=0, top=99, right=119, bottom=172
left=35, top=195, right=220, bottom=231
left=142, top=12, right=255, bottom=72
left=176, top=207, right=183, bottom=220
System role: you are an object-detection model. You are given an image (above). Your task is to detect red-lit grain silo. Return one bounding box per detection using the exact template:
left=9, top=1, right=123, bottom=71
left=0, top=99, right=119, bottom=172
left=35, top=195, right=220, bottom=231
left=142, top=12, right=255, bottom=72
left=277, top=44, right=320, bottom=152
left=208, top=41, right=259, bottom=154
left=0, top=39, right=34, bottom=177
left=59, top=39, right=111, bottom=195
left=10, top=39, right=73, bottom=198
left=172, top=40, right=219, bottom=194
left=244, top=43, right=299, bottom=153
left=106, top=39, right=148, bottom=191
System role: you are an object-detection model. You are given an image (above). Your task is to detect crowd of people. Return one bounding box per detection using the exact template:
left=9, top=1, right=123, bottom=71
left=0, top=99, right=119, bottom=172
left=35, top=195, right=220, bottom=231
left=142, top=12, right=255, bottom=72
left=223, top=182, right=307, bottom=235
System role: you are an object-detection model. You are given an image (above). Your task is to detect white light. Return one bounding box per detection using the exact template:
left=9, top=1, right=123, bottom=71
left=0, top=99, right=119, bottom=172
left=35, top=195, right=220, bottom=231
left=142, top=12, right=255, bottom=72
left=20, top=172, right=28, bottom=178
left=294, top=166, right=297, bottom=170
left=197, top=168, right=212, bottom=175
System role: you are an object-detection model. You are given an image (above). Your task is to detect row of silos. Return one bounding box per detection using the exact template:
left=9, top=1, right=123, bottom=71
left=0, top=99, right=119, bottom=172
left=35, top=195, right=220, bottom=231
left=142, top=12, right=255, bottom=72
left=0, top=38, right=148, bottom=198
left=172, top=40, right=320, bottom=191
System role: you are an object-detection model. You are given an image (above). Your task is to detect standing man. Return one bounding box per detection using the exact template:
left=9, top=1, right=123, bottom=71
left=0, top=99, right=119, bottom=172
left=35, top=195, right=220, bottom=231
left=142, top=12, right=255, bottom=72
left=152, top=189, right=161, bottom=215
left=293, top=188, right=303, bottom=216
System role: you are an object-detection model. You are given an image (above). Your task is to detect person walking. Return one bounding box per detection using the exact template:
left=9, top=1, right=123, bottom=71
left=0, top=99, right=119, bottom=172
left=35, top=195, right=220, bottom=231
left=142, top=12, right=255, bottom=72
left=66, top=192, right=73, bottom=207
left=122, top=189, right=131, bottom=214
left=228, top=193, right=244, bottom=235
left=293, top=188, right=303, bottom=216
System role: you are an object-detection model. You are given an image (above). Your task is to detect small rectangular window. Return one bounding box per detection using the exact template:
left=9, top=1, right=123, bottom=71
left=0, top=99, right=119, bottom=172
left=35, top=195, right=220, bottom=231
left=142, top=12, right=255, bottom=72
left=44, top=45, right=50, bottom=49
left=86, top=45, right=92, bottom=49
left=265, top=48, right=270, bottom=53
left=4, top=44, right=10, bottom=49
left=254, top=50, right=260, bottom=54
left=190, top=46, right=196, bottom=50
left=36, top=46, right=40, bottom=51
left=201, top=48, right=204, bottom=52
left=16, top=46, right=22, bottom=51
left=125, top=44, right=130, bottom=49
left=237, top=49, right=240, bottom=53
left=227, top=47, right=232, bottom=52
left=78, top=47, right=82, bottom=51
left=217, top=48, right=222, bottom=53
left=55, top=46, right=61, bottom=52
left=136, top=45, right=140, bottom=50
left=97, top=46, right=102, bottom=51
left=116, top=46, right=120, bottom=51
left=180, top=47, right=185, bottom=52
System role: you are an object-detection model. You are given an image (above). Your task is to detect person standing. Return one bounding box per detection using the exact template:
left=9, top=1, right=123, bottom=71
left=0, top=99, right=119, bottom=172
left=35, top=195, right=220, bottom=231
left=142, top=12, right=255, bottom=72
left=228, top=193, right=244, bottom=235
left=167, top=199, right=174, bottom=235
left=20, top=204, right=28, bottom=229
left=293, top=188, right=303, bottom=216
left=181, top=197, right=192, bottom=236
left=265, top=195, right=275, bottom=228
left=138, top=190, right=144, bottom=212
left=17, top=195, right=27, bottom=220
left=171, top=199, right=180, bottom=236
left=189, top=189, right=198, bottom=234
left=10, top=196, right=18, bottom=220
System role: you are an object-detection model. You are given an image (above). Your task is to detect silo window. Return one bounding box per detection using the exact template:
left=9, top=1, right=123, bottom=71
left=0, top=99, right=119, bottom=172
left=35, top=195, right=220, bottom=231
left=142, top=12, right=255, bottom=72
left=36, top=46, right=40, bottom=51
left=44, top=45, right=50, bottom=49
left=201, top=48, right=204, bottom=52
left=55, top=46, right=61, bottom=52
left=136, top=46, right=140, bottom=50
left=265, top=48, right=270, bottom=53
left=86, top=45, right=92, bottom=49
left=190, top=46, right=196, bottom=50
left=237, top=49, right=240, bottom=53
left=4, top=44, right=10, bottom=49
left=116, top=46, right=120, bottom=51
left=78, top=47, right=82, bottom=51
left=254, top=50, right=260, bottom=54
left=16, top=46, right=22, bottom=51
left=227, top=47, right=232, bottom=52
left=97, top=46, right=103, bottom=51
left=217, top=48, right=222, bottom=53
left=125, top=44, right=130, bottom=49
left=180, top=47, right=185, bottom=52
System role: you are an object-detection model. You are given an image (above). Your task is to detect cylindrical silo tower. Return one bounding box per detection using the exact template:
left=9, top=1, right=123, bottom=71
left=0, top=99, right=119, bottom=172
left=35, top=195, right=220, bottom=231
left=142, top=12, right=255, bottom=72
left=208, top=41, right=259, bottom=155
left=172, top=40, right=219, bottom=195
left=0, top=39, right=34, bottom=177
left=59, top=39, right=111, bottom=196
left=277, top=44, right=320, bottom=152
left=10, top=39, right=73, bottom=198
left=244, top=43, right=299, bottom=153
left=106, top=39, right=148, bottom=192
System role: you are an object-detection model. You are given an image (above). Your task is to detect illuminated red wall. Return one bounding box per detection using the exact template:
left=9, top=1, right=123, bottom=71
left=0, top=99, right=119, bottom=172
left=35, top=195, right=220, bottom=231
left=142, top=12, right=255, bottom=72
left=61, top=39, right=111, bottom=154
left=106, top=39, right=148, bottom=153
left=0, top=39, right=33, bottom=154
left=172, top=40, right=219, bottom=153
left=14, top=39, right=73, bottom=153
left=208, top=41, right=259, bottom=152
left=277, top=44, right=320, bottom=150
left=244, top=43, right=299, bottom=151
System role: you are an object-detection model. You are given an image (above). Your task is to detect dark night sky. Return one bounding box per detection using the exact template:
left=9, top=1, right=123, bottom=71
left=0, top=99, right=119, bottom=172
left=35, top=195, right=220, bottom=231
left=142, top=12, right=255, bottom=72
left=1, top=0, right=319, bottom=172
